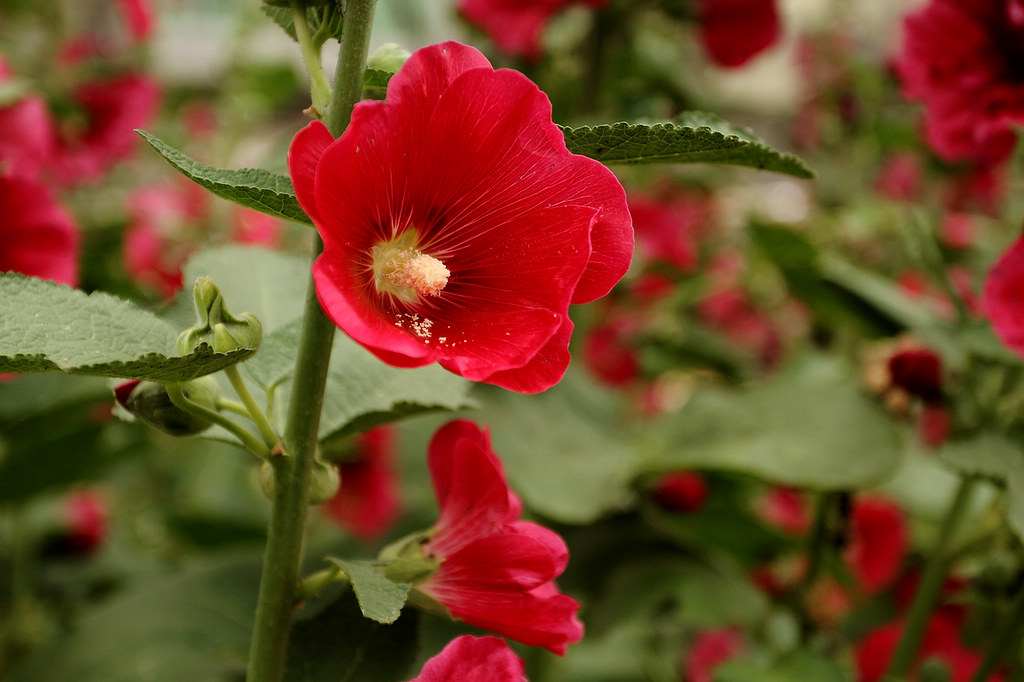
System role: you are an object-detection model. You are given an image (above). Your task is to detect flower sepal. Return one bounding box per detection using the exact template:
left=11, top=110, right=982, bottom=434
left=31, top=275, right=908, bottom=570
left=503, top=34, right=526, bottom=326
left=260, top=454, right=340, bottom=503
left=114, top=376, right=222, bottom=436
left=177, top=277, right=262, bottom=356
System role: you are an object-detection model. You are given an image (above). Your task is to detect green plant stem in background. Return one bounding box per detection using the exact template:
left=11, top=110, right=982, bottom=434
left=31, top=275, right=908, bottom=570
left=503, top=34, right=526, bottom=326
left=165, top=381, right=270, bottom=458
left=883, top=476, right=978, bottom=681
left=291, top=4, right=331, bottom=116
left=225, top=365, right=280, bottom=448
left=245, top=2, right=377, bottom=681
left=970, top=576, right=1024, bottom=682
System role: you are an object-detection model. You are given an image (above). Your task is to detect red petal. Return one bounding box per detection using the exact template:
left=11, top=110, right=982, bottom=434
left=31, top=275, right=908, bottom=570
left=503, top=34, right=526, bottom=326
left=411, top=635, right=526, bottom=682
left=984, top=229, right=1024, bottom=358
left=287, top=120, right=333, bottom=225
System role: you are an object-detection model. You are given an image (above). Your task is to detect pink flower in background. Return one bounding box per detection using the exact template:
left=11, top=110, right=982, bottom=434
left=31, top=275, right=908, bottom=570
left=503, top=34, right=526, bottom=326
left=629, top=192, right=709, bottom=272
left=115, top=0, right=155, bottom=43
left=408, top=635, right=527, bottom=682
left=757, top=486, right=810, bottom=535
left=844, top=497, right=908, bottom=594
left=983, top=230, right=1024, bottom=358
left=582, top=315, right=642, bottom=387
left=697, top=288, right=781, bottom=368
left=62, top=489, right=109, bottom=555
left=894, top=0, right=1024, bottom=166
left=413, top=420, right=583, bottom=654
left=684, top=628, right=745, bottom=682
left=874, top=151, right=923, bottom=202
left=290, top=41, right=632, bottom=393
left=0, top=173, right=79, bottom=286
left=697, top=0, right=781, bottom=68
left=55, top=74, right=160, bottom=185
left=322, top=426, right=401, bottom=541
left=457, top=0, right=608, bottom=61
left=0, top=62, right=56, bottom=180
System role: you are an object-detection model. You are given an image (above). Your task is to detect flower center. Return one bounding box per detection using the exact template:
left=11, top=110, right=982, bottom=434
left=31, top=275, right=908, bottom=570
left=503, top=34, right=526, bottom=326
left=372, top=233, right=449, bottom=303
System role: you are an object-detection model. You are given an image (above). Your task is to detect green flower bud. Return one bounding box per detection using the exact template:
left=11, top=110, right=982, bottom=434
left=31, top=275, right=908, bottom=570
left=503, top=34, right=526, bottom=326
left=259, top=453, right=340, bottom=503
left=177, top=277, right=262, bottom=356
left=115, top=377, right=221, bottom=436
left=367, top=43, right=411, bottom=74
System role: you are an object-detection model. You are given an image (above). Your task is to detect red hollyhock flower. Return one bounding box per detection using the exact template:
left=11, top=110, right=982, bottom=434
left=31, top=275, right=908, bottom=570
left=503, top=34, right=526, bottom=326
left=628, top=192, right=707, bottom=272
left=0, top=93, right=56, bottom=181
left=582, top=315, right=642, bottom=387
left=874, top=151, right=923, bottom=203
left=652, top=471, right=708, bottom=513
left=887, top=347, right=944, bottom=405
left=0, top=173, right=79, bottom=286
left=457, top=0, right=609, bottom=61
left=757, top=486, right=810, bottom=535
left=894, top=0, right=1024, bottom=166
left=844, top=496, right=908, bottom=594
left=984, top=230, right=1024, bottom=358
left=697, top=0, right=781, bottom=68
left=684, top=628, right=745, bottom=682
left=62, top=489, right=109, bottom=555
left=322, top=426, right=401, bottom=541
left=412, top=419, right=583, bottom=654
left=408, top=635, right=527, bottom=682
left=289, top=41, right=632, bottom=394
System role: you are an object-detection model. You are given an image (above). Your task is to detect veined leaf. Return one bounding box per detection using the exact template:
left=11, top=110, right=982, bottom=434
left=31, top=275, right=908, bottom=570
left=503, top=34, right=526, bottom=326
left=137, top=130, right=313, bottom=226
left=0, top=274, right=254, bottom=381
left=560, top=112, right=813, bottom=178
left=328, top=558, right=411, bottom=625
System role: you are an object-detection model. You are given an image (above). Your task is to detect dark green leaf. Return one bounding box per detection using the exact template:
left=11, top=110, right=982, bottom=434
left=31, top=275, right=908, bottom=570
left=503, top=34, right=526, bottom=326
left=328, top=558, right=411, bottom=624
left=0, top=274, right=254, bottom=381
left=650, top=353, right=902, bottom=489
left=137, top=130, right=312, bottom=226
left=285, top=587, right=419, bottom=682
left=363, top=68, right=393, bottom=89
left=8, top=553, right=261, bottom=682
left=560, top=112, right=813, bottom=178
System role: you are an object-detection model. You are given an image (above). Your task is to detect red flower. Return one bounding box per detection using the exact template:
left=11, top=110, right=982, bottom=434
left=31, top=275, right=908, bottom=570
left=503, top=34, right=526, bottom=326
left=413, top=420, right=583, bottom=654
left=856, top=608, right=1005, bottom=682
left=408, top=635, right=527, bottom=682
left=887, top=347, right=944, bottom=405
left=629, top=192, right=707, bottom=272
left=0, top=93, right=56, bottom=180
left=289, top=42, right=632, bottom=393
left=844, top=497, right=908, bottom=594
left=894, top=0, right=1024, bottom=166
left=55, top=74, right=160, bottom=185
left=322, top=426, right=401, bottom=541
left=652, top=471, right=708, bottom=513
left=457, top=0, right=609, bottom=61
left=874, top=151, right=923, bottom=202
left=983, top=229, right=1024, bottom=358
left=62, top=489, right=109, bottom=555
left=0, top=173, right=79, bottom=286
left=697, top=0, right=781, bottom=68
left=757, top=486, right=810, bottom=535
left=582, top=315, right=642, bottom=387
left=684, top=628, right=745, bottom=682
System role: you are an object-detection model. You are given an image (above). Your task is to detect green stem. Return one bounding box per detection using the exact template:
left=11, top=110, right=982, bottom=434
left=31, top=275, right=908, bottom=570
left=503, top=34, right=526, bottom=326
left=296, top=564, right=349, bottom=601
left=245, top=2, right=377, bottom=681
left=225, top=366, right=280, bottom=448
left=166, top=382, right=269, bottom=459
left=970, top=577, right=1024, bottom=682
left=883, top=476, right=978, bottom=680
left=217, top=397, right=251, bottom=418
left=291, top=3, right=332, bottom=115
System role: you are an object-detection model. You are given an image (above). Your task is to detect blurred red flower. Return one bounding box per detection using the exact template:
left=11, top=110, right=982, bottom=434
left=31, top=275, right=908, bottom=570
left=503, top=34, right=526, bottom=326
left=457, top=0, right=608, bottom=61
left=322, top=426, right=401, bottom=541
left=844, top=496, right=909, bottom=594
left=0, top=174, right=79, bottom=286
left=983, top=229, right=1024, bottom=358
left=408, top=635, right=527, bottom=681
left=413, top=420, right=583, bottom=654
left=894, top=0, right=1024, bottom=166
left=697, top=0, right=781, bottom=68
left=684, top=627, right=745, bottom=682
left=289, top=41, right=632, bottom=393
left=652, top=471, right=708, bottom=513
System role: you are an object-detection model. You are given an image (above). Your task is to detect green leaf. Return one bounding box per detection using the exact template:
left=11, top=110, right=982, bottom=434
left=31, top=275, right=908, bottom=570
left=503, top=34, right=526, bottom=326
left=317, top=335, right=477, bottom=442
left=649, top=353, right=902, bottom=489
left=328, top=558, right=411, bottom=624
left=560, top=112, right=813, bottom=178
left=0, top=274, right=254, bottom=381
left=468, top=369, right=636, bottom=524
left=363, top=68, right=393, bottom=90
left=8, top=553, right=262, bottom=682
left=939, top=434, right=1024, bottom=543
left=137, top=130, right=312, bottom=226
left=284, top=588, right=419, bottom=682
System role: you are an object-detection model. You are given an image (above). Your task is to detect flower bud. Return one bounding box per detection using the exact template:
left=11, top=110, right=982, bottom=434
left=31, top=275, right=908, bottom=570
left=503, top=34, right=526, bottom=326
left=260, top=454, right=340, bottom=503
left=367, top=43, right=411, bottom=74
left=115, top=376, right=221, bottom=436
left=177, top=277, right=262, bottom=356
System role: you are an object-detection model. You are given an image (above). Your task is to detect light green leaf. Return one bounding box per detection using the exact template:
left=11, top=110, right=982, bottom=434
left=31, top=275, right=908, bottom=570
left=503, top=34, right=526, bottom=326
left=560, top=112, right=813, bottom=177
left=329, top=558, right=411, bottom=625
left=468, top=369, right=637, bottom=524
left=650, top=354, right=902, bottom=489
left=0, top=274, right=254, bottom=381
left=137, top=130, right=312, bottom=226
left=939, top=434, right=1024, bottom=543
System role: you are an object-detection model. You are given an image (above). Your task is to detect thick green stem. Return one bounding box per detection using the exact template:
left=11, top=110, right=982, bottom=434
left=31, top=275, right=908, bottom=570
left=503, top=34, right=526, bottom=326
left=883, top=476, right=977, bottom=681
left=166, top=382, right=269, bottom=458
left=245, top=2, right=377, bottom=681
left=225, top=365, right=280, bottom=448
left=970, top=577, right=1024, bottom=682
